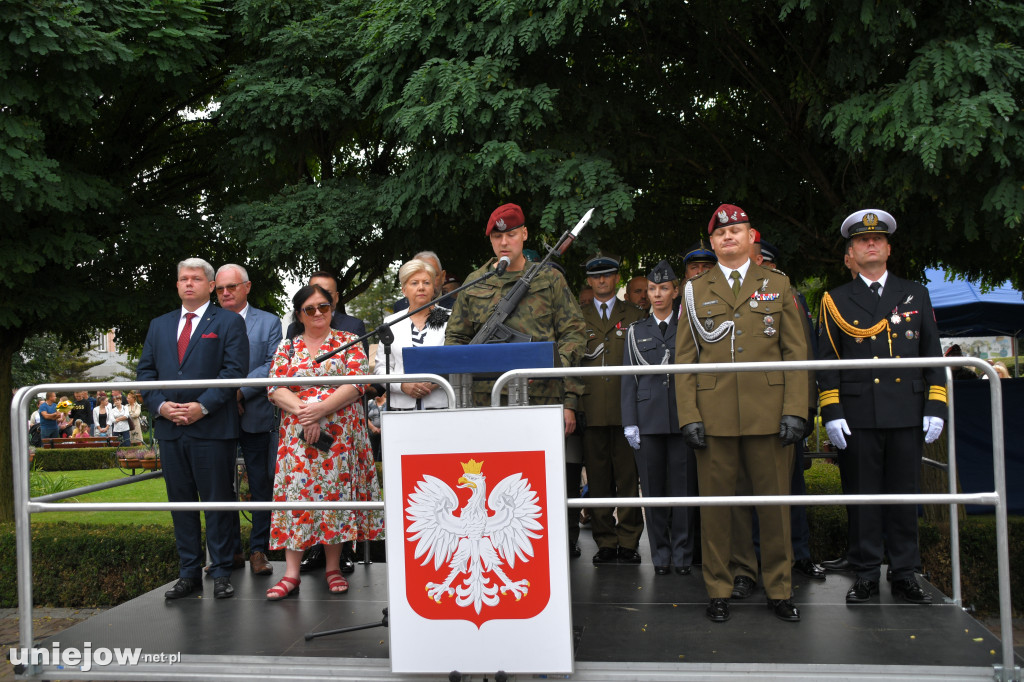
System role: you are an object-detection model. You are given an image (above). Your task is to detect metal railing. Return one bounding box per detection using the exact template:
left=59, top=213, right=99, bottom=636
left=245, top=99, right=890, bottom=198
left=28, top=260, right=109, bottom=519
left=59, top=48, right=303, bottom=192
left=9, top=373, right=452, bottom=674
left=492, top=356, right=1013, bottom=681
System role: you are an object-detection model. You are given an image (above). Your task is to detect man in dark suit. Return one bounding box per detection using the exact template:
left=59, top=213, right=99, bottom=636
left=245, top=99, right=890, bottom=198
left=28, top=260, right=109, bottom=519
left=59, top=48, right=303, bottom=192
left=137, top=257, right=247, bottom=600
left=580, top=254, right=645, bottom=565
left=675, top=204, right=809, bottom=623
left=215, top=263, right=282, bottom=577
left=286, top=270, right=369, bottom=574
left=817, top=209, right=946, bottom=605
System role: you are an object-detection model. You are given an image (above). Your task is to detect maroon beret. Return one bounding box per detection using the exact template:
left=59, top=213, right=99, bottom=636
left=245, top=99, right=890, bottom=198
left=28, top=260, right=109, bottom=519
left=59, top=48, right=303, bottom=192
left=486, top=203, right=526, bottom=236
left=708, top=204, right=750, bottom=234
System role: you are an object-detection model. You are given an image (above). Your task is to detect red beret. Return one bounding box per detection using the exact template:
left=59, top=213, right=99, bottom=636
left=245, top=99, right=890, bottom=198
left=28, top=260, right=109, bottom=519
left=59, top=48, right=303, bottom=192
left=708, top=204, right=750, bottom=234
left=751, top=228, right=761, bottom=243
left=486, top=203, right=526, bottom=236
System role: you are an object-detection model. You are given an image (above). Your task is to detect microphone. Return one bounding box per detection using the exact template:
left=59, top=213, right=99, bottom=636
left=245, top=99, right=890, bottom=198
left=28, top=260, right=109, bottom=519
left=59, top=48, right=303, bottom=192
left=495, top=256, right=511, bottom=275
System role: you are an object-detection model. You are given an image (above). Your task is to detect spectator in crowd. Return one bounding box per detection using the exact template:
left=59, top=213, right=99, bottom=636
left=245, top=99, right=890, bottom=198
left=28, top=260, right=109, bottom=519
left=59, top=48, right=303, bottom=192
left=126, top=392, right=145, bottom=445
left=215, top=263, right=283, bottom=577
left=55, top=397, right=74, bottom=437
left=110, top=394, right=132, bottom=446
left=625, top=275, right=651, bottom=315
left=374, top=259, right=451, bottom=411
left=944, top=344, right=980, bottom=381
left=70, top=391, right=95, bottom=437
left=676, top=204, right=809, bottom=623
left=71, top=420, right=90, bottom=438
left=990, top=361, right=1012, bottom=379
left=265, top=284, right=384, bottom=600
left=92, top=394, right=113, bottom=438
left=621, top=260, right=696, bottom=575
left=818, top=209, right=946, bottom=606
left=366, top=393, right=385, bottom=462
left=441, top=274, right=461, bottom=299
left=579, top=253, right=645, bottom=565
left=137, top=256, right=247, bottom=601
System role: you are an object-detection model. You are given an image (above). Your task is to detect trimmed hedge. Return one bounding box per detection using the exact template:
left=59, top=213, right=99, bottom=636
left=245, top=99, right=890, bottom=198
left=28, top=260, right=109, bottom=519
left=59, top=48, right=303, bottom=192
left=31, top=446, right=155, bottom=471
left=0, top=522, right=385, bottom=608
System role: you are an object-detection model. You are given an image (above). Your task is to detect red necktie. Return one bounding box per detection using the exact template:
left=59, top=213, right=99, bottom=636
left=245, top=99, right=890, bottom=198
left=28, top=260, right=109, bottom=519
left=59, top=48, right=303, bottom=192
left=178, top=312, right=196, bottom=364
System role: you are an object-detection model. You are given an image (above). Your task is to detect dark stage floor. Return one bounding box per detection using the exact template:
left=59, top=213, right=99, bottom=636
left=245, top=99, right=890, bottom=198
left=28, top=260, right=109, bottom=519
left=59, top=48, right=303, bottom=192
left=20, top=534, right=1017, bottom=681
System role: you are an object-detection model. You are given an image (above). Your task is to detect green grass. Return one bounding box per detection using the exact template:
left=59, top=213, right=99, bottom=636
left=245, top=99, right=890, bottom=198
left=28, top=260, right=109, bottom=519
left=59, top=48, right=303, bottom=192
left=31, top=469, right=252, bottom=530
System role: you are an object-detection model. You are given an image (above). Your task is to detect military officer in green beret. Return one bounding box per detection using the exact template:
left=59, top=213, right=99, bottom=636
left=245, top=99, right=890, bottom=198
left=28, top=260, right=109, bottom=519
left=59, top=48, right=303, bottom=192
left=675, top=204, right=809, bottom=623
left=580, top=254, right=646, bottom=564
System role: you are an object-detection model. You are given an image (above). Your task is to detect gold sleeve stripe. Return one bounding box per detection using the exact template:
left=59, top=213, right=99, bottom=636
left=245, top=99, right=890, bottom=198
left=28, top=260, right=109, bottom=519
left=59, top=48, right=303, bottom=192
left=820, top=394, right=840, bottom=408
left=819, top=389, right=839, bottom=400
left=929, top=386, right=948, bottom=403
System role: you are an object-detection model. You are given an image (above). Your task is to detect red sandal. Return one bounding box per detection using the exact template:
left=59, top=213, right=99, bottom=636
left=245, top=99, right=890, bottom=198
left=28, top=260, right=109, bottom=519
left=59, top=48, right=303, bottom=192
left=326, top=570, right=348, bottom=594
left=266, top=576, right=300, bottom=601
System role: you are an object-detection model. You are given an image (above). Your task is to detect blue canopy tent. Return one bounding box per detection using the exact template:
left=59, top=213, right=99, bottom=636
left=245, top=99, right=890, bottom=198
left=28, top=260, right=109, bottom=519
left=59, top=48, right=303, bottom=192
left=923, top=269, right=1024, bottom=513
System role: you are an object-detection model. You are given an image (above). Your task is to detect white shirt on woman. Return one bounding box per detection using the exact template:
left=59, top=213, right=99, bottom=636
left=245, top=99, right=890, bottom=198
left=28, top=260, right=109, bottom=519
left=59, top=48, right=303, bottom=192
left=373, top=309, right=450, bottom=410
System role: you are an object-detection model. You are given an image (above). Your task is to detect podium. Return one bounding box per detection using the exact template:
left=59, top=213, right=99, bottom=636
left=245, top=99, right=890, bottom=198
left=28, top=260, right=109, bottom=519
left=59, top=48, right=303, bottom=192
left=403, top=341, right=557, bottom=407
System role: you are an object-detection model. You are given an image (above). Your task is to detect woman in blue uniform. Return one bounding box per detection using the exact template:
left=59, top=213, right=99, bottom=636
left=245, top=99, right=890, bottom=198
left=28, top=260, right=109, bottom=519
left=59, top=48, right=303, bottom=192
left=621, top=260, right=697, bottom=575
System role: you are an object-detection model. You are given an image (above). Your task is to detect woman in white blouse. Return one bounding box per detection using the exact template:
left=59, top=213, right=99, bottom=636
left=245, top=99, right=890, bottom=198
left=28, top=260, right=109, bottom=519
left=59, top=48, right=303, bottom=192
left=374, top=259, right=450, bottom=410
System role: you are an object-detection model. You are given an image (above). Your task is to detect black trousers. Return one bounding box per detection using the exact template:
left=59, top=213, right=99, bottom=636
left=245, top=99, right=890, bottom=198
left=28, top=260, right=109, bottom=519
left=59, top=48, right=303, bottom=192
left=841, top=426, right=922, bottom=582
left=229, top=429, right=275, bottom=555
left=161, top=433, right=237, bottom=579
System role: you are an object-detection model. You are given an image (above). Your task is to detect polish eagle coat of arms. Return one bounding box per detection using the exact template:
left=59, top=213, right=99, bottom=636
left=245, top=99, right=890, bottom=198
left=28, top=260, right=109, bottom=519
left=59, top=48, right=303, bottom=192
left=405, top=458, right=544, bottom=615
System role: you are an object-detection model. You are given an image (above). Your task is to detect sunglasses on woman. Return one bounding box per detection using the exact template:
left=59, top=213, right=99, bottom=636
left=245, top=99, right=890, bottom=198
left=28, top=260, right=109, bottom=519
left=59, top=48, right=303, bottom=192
left=302, top=302, right=333, bottom=316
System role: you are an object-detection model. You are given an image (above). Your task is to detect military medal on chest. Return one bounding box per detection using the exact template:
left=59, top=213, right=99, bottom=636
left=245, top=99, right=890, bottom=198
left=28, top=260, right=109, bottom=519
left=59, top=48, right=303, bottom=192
left=763, top=314, right=776, bottom=337
left=890, top=307, right=901, bottom=326
left=704, top=317, right=714, bottom=331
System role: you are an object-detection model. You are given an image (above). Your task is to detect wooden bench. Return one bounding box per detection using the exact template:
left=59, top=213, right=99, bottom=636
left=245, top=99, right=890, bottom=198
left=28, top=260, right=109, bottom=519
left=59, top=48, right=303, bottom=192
left=42, top=437, right=120, bottom=449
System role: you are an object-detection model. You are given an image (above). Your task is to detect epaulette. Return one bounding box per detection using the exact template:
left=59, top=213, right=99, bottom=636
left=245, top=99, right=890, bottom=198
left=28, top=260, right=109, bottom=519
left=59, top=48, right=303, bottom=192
left=771, top=267, right=788, bottom=278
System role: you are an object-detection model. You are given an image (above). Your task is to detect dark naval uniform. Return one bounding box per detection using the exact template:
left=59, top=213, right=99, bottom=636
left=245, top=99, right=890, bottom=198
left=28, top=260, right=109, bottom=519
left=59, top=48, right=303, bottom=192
left=675, top=261, right=809, bottom=602
left=581, top=295, right=645, bottom=556
left=621, top=262, right=696, bottom=571
left=817, top=273, right=946, bottom=585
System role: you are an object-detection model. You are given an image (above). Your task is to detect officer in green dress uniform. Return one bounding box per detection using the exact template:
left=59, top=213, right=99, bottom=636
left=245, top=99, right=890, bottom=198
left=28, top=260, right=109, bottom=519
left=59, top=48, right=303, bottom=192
left=675, top=204, right=809, bottom=623
left=580, top=254, right=646, bottom=564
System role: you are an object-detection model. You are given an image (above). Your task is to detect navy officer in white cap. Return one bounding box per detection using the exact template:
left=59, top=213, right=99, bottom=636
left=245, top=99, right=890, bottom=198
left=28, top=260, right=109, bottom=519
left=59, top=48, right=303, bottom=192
left=816, top=209, right=946, bottom=605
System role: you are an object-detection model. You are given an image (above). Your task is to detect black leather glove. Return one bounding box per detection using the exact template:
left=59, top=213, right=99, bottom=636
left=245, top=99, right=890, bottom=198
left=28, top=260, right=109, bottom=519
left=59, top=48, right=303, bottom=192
left=682, top=422, right=706, bottom=449
left=779, top=415, right=807, bottom=447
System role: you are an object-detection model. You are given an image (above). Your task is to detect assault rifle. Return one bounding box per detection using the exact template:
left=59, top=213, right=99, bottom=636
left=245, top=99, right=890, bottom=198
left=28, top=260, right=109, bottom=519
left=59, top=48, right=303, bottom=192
left=470, top=208, right=594, bottom=345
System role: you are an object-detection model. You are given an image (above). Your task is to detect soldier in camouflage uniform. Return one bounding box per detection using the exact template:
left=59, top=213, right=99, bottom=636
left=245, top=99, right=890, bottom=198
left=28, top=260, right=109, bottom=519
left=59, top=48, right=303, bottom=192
left=445, top=203, right=588, bottom=555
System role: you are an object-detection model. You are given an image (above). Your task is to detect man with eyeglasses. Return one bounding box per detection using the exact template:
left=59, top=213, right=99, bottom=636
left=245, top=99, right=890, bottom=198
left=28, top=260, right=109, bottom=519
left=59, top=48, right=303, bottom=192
left=137, top=257, right=247, bottom=601
left=214, top=264, right=282, bottom=578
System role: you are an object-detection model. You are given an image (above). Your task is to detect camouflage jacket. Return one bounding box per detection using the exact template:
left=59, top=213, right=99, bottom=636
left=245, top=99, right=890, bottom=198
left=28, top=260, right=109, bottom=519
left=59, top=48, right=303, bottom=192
left=445, top=258, right=587, bottom=408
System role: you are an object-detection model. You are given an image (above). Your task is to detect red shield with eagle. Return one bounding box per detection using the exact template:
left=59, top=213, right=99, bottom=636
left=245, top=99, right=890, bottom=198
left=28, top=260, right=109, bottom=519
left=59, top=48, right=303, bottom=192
left=401, top=450, right=550, bottom=628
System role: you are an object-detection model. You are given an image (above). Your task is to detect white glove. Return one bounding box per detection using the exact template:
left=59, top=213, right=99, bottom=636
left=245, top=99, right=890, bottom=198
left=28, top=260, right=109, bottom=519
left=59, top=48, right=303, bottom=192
left=624, top=425, right=641, bottom=450
left=923, top=416, right=945, bottom=444
left=825, top=418, right=851, bottom=450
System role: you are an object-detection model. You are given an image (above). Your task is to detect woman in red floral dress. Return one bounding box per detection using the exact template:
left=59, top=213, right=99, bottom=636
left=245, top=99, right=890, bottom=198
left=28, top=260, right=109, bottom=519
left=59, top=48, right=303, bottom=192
left=265, top=284, right=384, bottom=600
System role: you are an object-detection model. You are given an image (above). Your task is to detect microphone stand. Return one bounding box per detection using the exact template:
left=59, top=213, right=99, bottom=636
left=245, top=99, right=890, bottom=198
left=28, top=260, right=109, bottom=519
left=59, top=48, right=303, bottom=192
left=314, top=263, right=509, bottom=364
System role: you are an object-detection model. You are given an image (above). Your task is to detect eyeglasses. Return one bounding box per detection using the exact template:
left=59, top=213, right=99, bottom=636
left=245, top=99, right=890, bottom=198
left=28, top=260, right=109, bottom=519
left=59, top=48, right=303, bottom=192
left=301, top=302, right=333, bottom=316
left=215, top=281, right=248, bottom=293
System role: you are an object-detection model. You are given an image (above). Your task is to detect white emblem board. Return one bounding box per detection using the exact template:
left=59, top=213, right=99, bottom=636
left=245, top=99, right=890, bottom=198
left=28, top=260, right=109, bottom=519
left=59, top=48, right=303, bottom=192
left=382, top=405, right=572, bottom=674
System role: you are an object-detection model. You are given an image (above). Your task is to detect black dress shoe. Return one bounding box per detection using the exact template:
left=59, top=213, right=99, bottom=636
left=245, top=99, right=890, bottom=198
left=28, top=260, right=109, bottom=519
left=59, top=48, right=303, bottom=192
left=891, top=578, right=932, bottom=604
left=299, top=544, right=326, bottom=573
left=593, top=547, right=617, bottom=564
left=793, top=558, right=826, bottom=580
left=213, top=576, right=234, bottom=599
left=705, top=598, right=730, bottom=623
left=845, top=578, right=879, bottom=603
left=340, top=552, right=356, bottom=575
left=767, top=598, right=801, bottom=622
left=617, top=547, right=642, bottom=564
left=569, top=544, right=582, bottom=558
left=731, top=575, right=756, bottom=599
left=821, top=556, right=852, bottom=572
left=654, top=565, right=670, bottom=575
left=164, top=577, right=202, bottom=600
left=675, top=566, right=692, bottom=576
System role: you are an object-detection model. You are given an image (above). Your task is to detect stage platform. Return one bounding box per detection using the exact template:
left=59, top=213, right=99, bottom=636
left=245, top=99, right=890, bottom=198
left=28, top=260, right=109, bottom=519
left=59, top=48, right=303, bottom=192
left=16, top=534, right=1019, bottom=681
